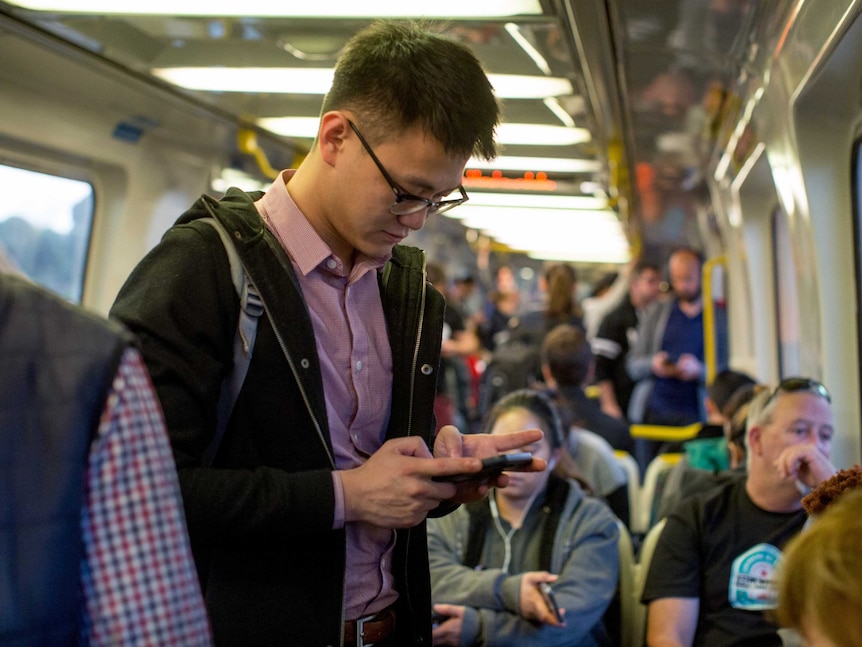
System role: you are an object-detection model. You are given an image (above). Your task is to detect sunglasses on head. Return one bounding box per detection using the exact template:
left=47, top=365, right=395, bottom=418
left=764, top=377, right=831, bottom=407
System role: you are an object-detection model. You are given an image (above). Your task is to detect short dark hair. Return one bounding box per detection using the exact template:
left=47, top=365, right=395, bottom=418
left=481, top=388, right=564, bottom=451
left=633, top=259, right=660, bottom=277
left=322, top=21, right=500, bottom=160
left=725, top=384, right=765, bottom=452
left=541, top=324, right=592, bottom=387
left=708, top=369, right=757, bottom=412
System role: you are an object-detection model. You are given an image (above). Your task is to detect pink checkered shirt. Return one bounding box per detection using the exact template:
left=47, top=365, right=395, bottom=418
left=79, top=347, right=211, bottom=645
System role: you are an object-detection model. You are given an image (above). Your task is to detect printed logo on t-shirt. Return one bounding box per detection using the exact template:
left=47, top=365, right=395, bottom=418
left=728, top=543, right=783, bottom=610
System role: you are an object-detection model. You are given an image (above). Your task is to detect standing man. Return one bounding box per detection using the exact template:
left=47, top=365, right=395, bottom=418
left=111, top=21, right=543, bottom=646
left=642, top=379, right=836, bottom=647
left=592, top=260, right=661, bottom=419
left=627, top=248, right=722, bottom=427
left=1, top=273, right=210, bottom=645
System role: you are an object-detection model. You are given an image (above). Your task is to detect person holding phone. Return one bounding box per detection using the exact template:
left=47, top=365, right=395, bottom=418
left=110, top=21, right=544, bottom=647
left=427, top=389, right=620, bottom=646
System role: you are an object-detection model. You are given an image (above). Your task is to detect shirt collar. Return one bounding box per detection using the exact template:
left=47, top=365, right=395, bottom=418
left=254, top=170, right=390, bottom=280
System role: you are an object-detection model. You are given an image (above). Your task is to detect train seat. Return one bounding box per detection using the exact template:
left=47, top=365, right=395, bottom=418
left=631, top=517, right=668, bottom=647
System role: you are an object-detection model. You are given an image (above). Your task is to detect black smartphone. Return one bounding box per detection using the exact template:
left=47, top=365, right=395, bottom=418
left=431, top=610, right=449, bottom=627
left=432, top=452, right=533, bottom=483
left=537, top=582, right=563, bottom=623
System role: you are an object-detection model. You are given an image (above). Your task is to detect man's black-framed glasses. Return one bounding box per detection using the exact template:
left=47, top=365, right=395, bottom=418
left=347, top=120, right=468, bottom=217
left=764, top=377, right=831, bottom=407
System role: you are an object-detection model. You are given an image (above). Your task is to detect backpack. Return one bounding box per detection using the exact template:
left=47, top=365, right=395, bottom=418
left=199, top=217, right=264, bottom=465
left=477, top=340, right=542, bottom=418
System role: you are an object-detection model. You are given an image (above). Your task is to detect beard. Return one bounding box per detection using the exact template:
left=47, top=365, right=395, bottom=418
left=677, top=288, right=702, bottom=304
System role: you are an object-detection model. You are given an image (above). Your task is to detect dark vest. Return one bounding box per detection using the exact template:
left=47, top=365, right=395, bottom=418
left=0, top=275, right=130, bottom=645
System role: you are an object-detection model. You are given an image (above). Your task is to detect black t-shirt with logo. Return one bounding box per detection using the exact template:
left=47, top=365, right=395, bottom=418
left=641, top=478, right=806, bottom=647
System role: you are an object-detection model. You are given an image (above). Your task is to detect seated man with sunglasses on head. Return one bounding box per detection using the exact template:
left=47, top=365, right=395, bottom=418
left=642, top=377, right=837, bottom=647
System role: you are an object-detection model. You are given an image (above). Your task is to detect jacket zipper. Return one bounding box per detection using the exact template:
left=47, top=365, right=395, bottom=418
left=207, top=202, right=336, bottom=470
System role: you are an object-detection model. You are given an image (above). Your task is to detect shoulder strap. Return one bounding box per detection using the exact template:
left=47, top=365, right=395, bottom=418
left=463, top=500, right=492, bottom=569
left=199, top=217, right=264, bottom=465
left=462, top=477, right=574, bottom=572
left=538, top=475, right=573, bottom=572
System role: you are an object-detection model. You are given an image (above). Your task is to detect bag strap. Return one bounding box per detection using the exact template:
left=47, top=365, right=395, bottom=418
left=463, top=500, right=492, bottom=569
left=199, top=217, right=264, bottom=465
left=538, top=475, right=572, bottom=572
left=463, top=476, right=573, bottom=572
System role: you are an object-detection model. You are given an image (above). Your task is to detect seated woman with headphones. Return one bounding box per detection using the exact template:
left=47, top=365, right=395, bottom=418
left=427, top=389, right=620, bottom=647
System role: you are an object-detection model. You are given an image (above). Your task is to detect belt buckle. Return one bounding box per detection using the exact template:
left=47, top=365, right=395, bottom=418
left=355, top=613, right=374, bottom=647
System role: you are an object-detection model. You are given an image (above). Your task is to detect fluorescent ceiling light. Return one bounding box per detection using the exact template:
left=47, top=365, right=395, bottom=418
left=257, top=117, right=591, bottom=149
left=458, top=192, right=608, bottom=210
left=466, top=156, right=601, bottom=173
left=491, top=75, right=573, bottom=99
left=528, top=248, right=631, bottom=263
left=453, top=205, right=620, bottom=229
left=6, top=0, right=542, bottom=17
left=258, top=117, right=321, bottom=139
left=447, top=206, right=629, bottom=263
left=151, top=67, right=572, bottom=100
left=496, top=123, right=590, bottom=145
left=153, top=68, right=335, bottom=94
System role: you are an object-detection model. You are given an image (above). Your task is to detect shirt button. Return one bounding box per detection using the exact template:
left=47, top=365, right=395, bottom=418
left=356, top=360, right=363, bottom=371
left=326, top=259, right=337, bottom=269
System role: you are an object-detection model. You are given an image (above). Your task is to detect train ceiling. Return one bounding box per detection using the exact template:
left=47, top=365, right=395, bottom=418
left=0, top=0, right=765, bottom=263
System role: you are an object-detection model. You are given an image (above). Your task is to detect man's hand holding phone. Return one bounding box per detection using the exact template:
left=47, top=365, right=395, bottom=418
left=431, top=425, right=547, bottom=503
left=432, top=452, right=533, bottom=483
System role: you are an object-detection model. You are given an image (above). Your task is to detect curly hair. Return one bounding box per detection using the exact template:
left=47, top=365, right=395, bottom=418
left=802, top=464, right=862, bottom=516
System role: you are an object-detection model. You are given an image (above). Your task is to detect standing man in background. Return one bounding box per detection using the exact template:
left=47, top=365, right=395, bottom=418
left=626, top=248, right=726, bottom=468
left=627, top=248, right=719, bottom=426
left=592, top=260, right=661, bottom=419
left=112, top=21, right=543, bottom=646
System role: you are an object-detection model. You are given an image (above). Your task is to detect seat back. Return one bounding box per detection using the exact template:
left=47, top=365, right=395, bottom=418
left=613, top=450, right=641, bottom=532
left=615, top=519, right=636, bottom=647
left=631, top=518, right=667, bottom=647
left=636, top=454, right=682, bottom=533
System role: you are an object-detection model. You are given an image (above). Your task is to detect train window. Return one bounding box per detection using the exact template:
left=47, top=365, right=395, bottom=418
left=0, top=164, right=93, bottom=303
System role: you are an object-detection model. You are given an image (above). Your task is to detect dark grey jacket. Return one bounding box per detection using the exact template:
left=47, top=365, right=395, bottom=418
left=1, top=274, right=128, bottom=645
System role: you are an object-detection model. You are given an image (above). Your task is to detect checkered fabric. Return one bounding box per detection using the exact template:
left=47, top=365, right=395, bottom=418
left=80, top=347, right=211, bottom=645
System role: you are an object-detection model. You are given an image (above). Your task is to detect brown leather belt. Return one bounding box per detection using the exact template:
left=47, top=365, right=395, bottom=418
left=343, top=606, right=396, bottom=647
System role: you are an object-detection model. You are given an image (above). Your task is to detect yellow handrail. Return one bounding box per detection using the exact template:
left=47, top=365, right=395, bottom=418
left=237, top=128, right=280, bottom=180
left=702, top=254, right=726, bottom=385
left=629, top=422, right=702, bottom=441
